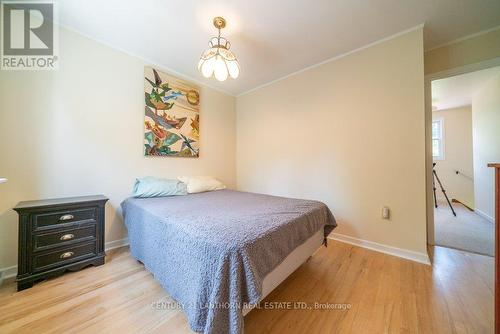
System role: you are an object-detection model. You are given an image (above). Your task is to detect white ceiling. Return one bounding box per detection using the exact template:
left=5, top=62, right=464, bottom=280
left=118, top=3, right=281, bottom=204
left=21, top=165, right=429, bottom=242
left=432, top=66, right=500, bottom=111
left=58, top=0, right=500, bottom=95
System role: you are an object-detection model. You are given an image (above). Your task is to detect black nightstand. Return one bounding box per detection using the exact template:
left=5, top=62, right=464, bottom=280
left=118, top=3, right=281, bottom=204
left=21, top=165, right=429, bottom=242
left=13, top=195, right=108, bottom=291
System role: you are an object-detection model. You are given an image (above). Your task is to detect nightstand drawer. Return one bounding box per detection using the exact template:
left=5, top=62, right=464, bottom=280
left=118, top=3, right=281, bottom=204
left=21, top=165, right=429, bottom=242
left=33, top=208, right=96, bottom=230
left=33, top=241, right=97, bottom=272
left=33, top=225, right=97, bottom=252
left=14, top=195, right=108, bottom=291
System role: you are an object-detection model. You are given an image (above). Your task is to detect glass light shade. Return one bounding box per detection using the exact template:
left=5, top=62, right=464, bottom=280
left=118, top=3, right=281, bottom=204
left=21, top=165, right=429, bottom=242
left=214, top=55, right=228, bottom=81
left=200, top=55, right=216, bottom=78
left=198, top=37, right=239, bottom=81
left=227, top=60, right=240, bottom=79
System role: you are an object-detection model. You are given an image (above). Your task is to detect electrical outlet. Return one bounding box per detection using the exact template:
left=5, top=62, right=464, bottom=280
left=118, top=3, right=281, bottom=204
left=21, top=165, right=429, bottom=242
left=382, top=206, right=390, bottom=219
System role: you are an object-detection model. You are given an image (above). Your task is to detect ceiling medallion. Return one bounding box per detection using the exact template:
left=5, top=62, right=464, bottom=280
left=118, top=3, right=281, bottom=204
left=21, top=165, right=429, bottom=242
left=198, top=16, right=240, bottom=81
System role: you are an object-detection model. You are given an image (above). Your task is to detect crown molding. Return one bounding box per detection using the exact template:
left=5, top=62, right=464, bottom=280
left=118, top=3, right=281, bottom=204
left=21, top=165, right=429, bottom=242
left=237, top=23, right=425, bottom=97
left=57, top=23, right=237, bottom=97
left=425, top=24, right=500, bottom=52
left=57, top=21, right=427, bottom=98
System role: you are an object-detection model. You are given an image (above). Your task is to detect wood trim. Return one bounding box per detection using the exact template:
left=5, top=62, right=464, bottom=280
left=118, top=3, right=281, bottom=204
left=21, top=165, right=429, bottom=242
left=451, top=198, right=474, bottom=211
left=489, top=163, right=500, bottom=334
left=496, top=166, right=499, bottom=334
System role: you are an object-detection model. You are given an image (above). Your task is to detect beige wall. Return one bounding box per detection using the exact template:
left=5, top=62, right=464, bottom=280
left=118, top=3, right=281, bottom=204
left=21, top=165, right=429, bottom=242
left=0, top=27, right=237, bottom=269
left=237, top=28, right=427, bottom=254
left=472, top=73, right=500, bottom=221
left=424, top=27, right=500, bottom=75
left=432, top=107, right=474, bottom=208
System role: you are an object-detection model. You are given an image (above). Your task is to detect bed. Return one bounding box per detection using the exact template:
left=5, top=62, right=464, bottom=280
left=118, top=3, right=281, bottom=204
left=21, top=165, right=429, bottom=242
left=121, top=189, right=336, bottom=334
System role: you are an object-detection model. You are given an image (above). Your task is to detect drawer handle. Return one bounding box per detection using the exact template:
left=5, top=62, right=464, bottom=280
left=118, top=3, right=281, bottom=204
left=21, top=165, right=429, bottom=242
left=60, top=251, right=74, bottom=259
left=60, top=234, right=75, bottom=241
left=59, top=214, right=74, bottom=221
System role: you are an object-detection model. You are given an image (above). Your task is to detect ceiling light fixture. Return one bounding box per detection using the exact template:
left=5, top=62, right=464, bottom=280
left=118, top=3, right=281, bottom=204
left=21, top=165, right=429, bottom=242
left=198, top=17, right=240, bottom=81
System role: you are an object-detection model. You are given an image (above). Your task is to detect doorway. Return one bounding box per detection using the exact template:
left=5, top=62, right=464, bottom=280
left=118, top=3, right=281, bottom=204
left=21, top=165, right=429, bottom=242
left=429, top=66, right=500, bottom=256
left=425, top=58, right=500, bottom=249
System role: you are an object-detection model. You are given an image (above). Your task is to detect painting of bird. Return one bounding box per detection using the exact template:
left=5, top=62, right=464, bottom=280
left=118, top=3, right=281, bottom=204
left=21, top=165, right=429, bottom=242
left=144, top=67, right=200, bottom=157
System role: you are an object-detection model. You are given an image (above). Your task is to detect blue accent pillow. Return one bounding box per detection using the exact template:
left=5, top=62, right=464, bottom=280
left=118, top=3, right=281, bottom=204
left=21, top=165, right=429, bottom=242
left=132, top=177, right=187, bottom=198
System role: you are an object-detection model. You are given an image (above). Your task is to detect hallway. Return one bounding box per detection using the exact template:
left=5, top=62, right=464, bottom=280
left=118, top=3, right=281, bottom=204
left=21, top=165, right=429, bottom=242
left=434, top=200, right=494, bottom=256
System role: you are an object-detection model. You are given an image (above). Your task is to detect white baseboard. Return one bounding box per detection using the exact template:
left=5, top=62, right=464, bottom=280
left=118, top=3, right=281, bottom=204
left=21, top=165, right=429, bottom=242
left=105, top=237, right=130, bottom=251
left=0, top=238, right=130, bottom=284
left=0, top=265, right=17, bottom=285
left=475, top=209, right=494, bottom=223
left=329, top=233, right=431, bottom=265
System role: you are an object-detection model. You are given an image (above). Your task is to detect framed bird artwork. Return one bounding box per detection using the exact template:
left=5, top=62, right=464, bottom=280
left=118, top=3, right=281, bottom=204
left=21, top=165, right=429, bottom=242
left=144, top=67, right=200, bottom=157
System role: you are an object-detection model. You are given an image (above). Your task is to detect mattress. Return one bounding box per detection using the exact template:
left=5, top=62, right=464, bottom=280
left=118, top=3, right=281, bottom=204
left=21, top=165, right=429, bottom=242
left=242, top=228, right=324, bottom=316
left=121, top=189, right=336, bottom=334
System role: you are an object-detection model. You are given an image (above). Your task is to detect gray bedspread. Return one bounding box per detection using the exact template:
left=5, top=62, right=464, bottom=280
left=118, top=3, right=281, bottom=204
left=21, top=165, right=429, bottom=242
left=121, top=189, right=336, bottom=334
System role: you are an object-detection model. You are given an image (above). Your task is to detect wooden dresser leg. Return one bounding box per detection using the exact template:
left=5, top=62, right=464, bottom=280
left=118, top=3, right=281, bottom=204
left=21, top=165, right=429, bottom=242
left=93, top=256, right=105, bottom=267
left=17, top=280, right=33, bottom=292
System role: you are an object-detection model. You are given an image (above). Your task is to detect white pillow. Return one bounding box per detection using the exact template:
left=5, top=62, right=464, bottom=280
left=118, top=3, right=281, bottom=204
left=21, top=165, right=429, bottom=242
left=178, top=176, right=226, bottom=194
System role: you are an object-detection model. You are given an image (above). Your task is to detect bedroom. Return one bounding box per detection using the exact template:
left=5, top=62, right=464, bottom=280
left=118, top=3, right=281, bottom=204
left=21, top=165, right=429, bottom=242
left=0, top=1, right=499, bottom=333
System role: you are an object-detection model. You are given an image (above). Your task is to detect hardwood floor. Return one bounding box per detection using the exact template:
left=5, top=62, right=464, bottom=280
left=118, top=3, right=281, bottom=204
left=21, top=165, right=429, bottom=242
left=0, top=240, right=493, bottom=333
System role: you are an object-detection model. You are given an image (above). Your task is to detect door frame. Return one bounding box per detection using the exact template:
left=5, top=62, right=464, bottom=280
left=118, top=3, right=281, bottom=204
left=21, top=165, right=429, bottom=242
left=424, top=56, right=500, bottom=246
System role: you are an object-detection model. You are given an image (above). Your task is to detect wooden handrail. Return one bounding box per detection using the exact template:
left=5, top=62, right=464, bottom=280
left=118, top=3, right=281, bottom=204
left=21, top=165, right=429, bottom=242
left=455, top=170, right=474, bottom=180
left=488, top=163, right=500, bottom=334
